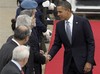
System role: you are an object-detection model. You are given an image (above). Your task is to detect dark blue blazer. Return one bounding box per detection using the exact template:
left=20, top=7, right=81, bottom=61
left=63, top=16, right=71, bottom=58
left=49, top=15, right=96, bottom=74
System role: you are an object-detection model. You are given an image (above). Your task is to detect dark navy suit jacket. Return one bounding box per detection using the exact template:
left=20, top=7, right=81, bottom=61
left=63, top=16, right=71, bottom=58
left=49, top=15, right=96, bottom=74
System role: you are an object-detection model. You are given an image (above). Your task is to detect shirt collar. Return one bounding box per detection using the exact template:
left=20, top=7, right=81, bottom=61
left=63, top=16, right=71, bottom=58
left=11, top=60, right=22, bottom=71
left=12, top=38, right=20, bottom=46
left=65, top=14, right=73, bottom=24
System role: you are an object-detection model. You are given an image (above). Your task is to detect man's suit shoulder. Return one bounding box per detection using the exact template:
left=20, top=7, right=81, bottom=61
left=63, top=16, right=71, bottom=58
left=0, top=40, right=17, bottom=50
left=0, top=40, right=17, bottom=58
left=56, top=20, right=64, bottom=26
left=0, top=61, right=21, bottom=74
left=57, top=20, right=64, bottom=24
left=74, top=15, right=89, bottom=22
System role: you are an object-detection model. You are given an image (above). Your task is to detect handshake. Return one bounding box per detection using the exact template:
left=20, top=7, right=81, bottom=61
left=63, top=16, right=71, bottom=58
left=44, top=54, right=51, bottom=64
left=40, top=50, right=51, bottom=64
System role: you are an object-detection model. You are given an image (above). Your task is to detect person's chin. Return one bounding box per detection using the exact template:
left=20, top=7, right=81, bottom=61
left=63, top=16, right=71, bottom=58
left=60, top=18, right=65, bottom=20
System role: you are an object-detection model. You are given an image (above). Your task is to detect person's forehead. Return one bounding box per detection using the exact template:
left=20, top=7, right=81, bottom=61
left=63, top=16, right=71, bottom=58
left=57, top=6, right=66, bottom=11
left=57, top=6, right=65, bottom=9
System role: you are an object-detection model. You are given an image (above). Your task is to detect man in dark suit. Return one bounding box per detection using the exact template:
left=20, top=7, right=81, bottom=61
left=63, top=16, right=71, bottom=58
left=0, top=25, right=31, bottom=73
left=0, top=45, right=30, bottom=74
left=47, top=1, right=96, bottom=74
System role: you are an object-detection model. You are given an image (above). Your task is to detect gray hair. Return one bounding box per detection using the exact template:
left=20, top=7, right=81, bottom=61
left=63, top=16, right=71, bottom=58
left=20, top=10, right=33, bottom=17
left=20, top=9, right=37, bottom=17
left=12, top=45, right=30, bottom=61
left=16, top=14, right=32, bottom=27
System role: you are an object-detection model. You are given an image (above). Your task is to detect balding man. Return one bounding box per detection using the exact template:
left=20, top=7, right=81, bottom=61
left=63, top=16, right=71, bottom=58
left=0, top=25, right=31, bottom=73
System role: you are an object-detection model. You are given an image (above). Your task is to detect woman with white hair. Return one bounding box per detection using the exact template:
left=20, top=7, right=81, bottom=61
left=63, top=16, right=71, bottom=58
left=16, top=14, right=36, bottom=29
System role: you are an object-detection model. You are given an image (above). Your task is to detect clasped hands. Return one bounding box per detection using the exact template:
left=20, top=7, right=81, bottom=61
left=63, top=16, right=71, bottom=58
left=44, top=54, right=51, bottom=64
left=40, top=50, right=51, bottom=64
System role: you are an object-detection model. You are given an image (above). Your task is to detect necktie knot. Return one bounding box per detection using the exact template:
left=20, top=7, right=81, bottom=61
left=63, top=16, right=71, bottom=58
left=66, top=21, right=69, bottom=25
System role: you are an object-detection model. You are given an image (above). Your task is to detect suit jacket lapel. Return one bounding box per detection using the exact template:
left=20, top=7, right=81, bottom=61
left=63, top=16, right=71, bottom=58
left=72, top=15, right=79, bottom=44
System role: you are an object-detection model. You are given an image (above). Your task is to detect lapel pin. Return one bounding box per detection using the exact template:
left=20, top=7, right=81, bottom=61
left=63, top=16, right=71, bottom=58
left=76, top=22, right=78, bottom=24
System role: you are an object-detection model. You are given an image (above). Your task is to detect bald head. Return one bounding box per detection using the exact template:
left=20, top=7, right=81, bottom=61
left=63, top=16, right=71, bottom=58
left=18, top=25, right=29, bottom=32
left=14, top=25, right=31, bottom=40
